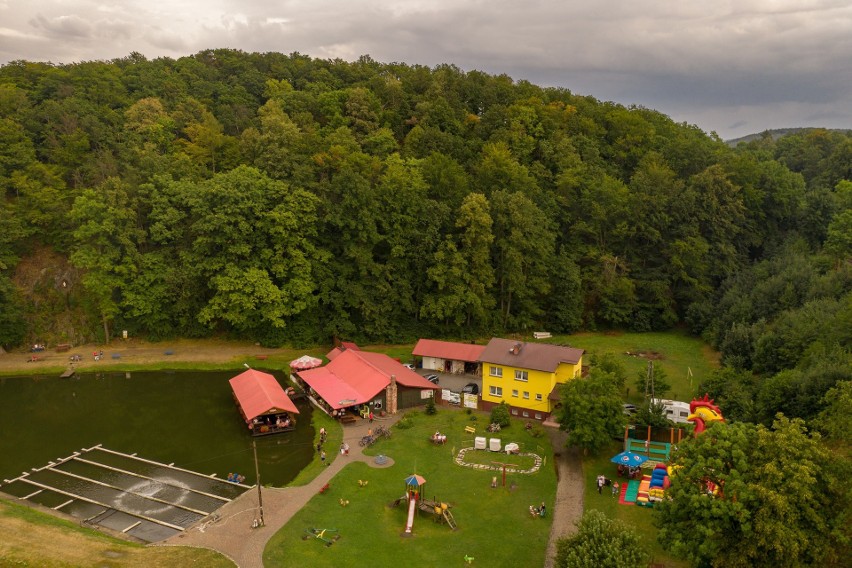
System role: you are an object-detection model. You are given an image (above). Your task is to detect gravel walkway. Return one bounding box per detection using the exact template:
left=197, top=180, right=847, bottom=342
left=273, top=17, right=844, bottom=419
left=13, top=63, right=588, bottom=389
left=159, top=417, right=584, bottom=568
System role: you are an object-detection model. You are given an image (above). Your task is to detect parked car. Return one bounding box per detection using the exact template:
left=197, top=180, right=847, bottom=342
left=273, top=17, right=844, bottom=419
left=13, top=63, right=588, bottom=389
left=425, top=374, right=440, bottom=384
left=462, top=382, right=480, bottom=395
left=622, top=403, right=638, bottom=415
left=403, top=363, right=416, bottom=370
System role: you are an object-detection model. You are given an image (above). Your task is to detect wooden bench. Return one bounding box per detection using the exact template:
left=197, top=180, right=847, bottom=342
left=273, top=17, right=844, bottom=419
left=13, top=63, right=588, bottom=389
left=464, top=426, right=476, bottom=434
left=255, top=355, right=269, bottom=360
left=340, top=414, right=358, bottom=425
left=56, top=343, right=71, bottom=353
left=533, top=332, right=552, bottom=339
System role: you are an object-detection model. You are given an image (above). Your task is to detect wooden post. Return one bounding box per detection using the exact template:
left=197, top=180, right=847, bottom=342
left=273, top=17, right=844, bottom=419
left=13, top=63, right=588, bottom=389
left=253, top=440, right=264, bottom=526
left=491, top=462, right=508, bottom=487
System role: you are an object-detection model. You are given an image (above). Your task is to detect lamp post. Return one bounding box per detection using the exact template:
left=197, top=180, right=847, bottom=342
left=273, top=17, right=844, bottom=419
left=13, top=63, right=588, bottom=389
left=252, top=440, right=264, bottom=527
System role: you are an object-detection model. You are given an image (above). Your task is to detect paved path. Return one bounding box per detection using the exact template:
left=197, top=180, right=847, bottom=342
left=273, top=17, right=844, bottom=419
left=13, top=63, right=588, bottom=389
left=158, top=415, right=400, bottom=568
left=160, top=416, right=584, bottom=568
left=543, top=427, right=584, bottom=568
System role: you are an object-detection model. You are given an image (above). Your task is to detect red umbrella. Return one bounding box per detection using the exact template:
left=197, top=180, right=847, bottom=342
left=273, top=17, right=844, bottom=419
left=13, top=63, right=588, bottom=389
left=289, top=355, right=322, bottom=370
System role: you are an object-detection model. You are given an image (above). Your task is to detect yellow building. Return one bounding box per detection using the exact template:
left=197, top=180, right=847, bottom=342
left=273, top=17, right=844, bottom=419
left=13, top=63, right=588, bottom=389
left=479, top=338, right=584, bottom=421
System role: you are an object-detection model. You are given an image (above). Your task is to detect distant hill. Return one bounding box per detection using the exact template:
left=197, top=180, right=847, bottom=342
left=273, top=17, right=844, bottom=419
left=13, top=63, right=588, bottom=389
left=726, top=127, right=851, bottom=146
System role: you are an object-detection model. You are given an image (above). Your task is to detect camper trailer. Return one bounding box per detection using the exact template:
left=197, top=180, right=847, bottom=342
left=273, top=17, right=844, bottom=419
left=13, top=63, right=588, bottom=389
left=652, top=399, right=691, bottom=424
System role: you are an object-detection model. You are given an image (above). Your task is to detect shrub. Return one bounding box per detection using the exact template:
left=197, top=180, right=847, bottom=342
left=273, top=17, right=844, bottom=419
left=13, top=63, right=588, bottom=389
left=490, top=402, right=511, bottom=428
left=425, top=394, right=437, bottom=415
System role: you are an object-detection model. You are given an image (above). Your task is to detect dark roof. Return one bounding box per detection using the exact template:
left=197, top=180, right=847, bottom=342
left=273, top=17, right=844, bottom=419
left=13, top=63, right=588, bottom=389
left=478, top=338, right=584, bottom=373
left=412, top=339, right=485, bottom=362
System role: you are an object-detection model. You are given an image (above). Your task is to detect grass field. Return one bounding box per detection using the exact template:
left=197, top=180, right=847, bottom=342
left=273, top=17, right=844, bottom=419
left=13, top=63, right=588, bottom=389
left=264, top=409, right=557, bottom=568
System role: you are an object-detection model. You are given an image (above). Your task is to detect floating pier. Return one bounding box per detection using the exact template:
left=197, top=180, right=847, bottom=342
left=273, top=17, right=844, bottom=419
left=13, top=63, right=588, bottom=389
left=0, top=444, right=250, bottom=543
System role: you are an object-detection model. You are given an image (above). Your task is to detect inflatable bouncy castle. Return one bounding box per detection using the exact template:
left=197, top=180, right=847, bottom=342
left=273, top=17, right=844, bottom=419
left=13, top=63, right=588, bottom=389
left=687, top=394, right=724, bottom=434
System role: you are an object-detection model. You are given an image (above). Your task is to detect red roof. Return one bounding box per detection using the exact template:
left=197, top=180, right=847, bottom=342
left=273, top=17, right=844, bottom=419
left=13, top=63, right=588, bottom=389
left=299, top=349, right=437, bottom=410
left=412, top=339, right=486, bottom=362
left=229, top=369, right=299, bottom=422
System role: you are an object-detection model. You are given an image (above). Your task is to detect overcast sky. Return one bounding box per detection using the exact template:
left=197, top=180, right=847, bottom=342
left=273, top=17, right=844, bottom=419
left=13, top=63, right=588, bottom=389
left=1, top=0, right=850, bottom=140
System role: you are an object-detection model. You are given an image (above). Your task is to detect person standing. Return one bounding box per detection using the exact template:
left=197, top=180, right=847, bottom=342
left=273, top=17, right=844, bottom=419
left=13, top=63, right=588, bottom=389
left=320, top=449, right=326, bottom=465
left=612, top=481, right=620, bottom=498
left=369, top=411, right=374, bottom=423
left=597, top=474, right=605, bottom=494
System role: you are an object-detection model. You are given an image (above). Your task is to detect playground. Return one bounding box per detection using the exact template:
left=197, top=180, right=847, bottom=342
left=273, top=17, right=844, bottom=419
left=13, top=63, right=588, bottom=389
left=263, top=409, right=557, bottom=567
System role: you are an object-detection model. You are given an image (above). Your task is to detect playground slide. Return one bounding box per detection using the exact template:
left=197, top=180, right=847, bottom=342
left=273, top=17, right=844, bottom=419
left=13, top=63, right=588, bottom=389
left=405, top=498, right=416, bottom=534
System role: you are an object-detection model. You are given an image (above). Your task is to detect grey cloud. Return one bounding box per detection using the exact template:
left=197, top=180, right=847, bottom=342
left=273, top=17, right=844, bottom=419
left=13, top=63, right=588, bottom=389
left=30, top=14, right=92, bottom=39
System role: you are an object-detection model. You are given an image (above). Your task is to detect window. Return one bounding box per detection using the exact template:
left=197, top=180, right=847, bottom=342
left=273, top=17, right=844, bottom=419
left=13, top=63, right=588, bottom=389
left=514, top=370, right=528, bottom=382
left=511, top=408, right=518, bottom=415
left=490, top=366, right=503, bottom=378
left=534, top=413, right=542, bottom=420
left=523, top=391, right=530, bottom=399
left=522, top=411, right=529, bottom=417
left=489, top=386, right=503, bottom=397
left=535, top=394, right=542, bottom=401
left=512, top=389, right=518, bottom=397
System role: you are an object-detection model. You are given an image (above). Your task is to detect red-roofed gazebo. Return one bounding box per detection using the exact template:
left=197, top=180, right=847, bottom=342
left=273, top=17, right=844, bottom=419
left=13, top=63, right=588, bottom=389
left=229, top=369, right=300, bottom=436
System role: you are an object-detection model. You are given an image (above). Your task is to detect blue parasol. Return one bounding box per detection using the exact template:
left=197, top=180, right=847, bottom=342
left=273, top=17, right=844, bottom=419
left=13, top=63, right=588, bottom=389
left=610, top=450, right=648, bottom=466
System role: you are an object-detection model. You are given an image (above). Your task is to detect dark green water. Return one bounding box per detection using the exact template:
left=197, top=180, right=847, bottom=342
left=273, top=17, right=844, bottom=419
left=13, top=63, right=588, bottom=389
left=0, top=370, right=314, bottom=487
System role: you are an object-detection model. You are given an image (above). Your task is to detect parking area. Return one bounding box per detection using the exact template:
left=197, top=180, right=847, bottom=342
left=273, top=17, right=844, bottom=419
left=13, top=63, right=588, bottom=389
left=415, top=369, right=480, bottom=396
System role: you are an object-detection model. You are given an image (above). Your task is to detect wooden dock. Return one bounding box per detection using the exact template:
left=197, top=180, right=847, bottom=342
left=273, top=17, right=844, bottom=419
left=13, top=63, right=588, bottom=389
left=60, top=368, right=76, bottom=379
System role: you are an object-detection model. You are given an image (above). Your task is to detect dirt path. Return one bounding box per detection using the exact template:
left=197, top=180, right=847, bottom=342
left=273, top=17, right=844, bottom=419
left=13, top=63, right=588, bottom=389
left=0, top=338, right=309, bottom=375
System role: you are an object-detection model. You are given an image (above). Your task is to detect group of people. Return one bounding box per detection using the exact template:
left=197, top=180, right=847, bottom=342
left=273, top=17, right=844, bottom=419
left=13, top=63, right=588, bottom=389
left=250, top=413, right=292, bottom=431
left=597, top=474, right=621, bottom=497
left=431, top=431, right=447, bottom=444
left=227, top=472, right=246, bottom=483
left=529, top=502, right=546, bottom=518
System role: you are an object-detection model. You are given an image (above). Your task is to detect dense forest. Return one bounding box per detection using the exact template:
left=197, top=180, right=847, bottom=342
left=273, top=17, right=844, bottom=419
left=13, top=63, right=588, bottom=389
left=0, top=49, right=850, bottom=422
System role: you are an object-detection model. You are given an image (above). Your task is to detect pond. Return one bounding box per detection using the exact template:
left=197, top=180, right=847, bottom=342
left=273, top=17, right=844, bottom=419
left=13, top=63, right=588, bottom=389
left=0, top=370, right=315, bottom=487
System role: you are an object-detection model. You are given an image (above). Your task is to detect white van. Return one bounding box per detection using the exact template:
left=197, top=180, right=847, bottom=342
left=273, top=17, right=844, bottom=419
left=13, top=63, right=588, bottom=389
left=652, top=399, right=691, bottom=424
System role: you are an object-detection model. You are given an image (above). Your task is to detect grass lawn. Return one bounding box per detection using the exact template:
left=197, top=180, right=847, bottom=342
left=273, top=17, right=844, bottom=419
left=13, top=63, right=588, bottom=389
left=0, top=499, right=234, bottom=568
left=264, top=409, right=556, bottom=568
left=559, top=329, right=720, bottom=403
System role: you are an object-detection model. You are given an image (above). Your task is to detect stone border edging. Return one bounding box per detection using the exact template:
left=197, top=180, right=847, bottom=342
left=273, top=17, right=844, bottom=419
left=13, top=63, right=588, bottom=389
left=454, top=447, right=543, bottom=474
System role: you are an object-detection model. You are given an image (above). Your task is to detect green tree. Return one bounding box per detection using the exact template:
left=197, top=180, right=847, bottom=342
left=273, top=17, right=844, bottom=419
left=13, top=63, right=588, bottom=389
left=70, top=178, right=142, bottom=341
left=187, top=166, right=323, bottom=338
left=491, top=189, right=555, bottom=329
left=555, top=509, right=649, bottom=568
left=633, top=361, right=672, bottom=401
left=656, top=417, right=850, bottom=568
left=557, top=369, right=625, bottom=454
left=0, top=275, right=26, bottom=348
left=813, top=380, right=852, bottom=442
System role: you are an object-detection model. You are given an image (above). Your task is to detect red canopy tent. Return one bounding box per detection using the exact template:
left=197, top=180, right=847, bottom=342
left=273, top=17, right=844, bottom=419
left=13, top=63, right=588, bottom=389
left=229, top=369, right=299, bottom=429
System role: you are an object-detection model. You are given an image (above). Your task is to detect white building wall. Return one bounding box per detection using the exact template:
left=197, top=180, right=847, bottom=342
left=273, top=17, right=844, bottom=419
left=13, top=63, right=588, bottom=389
left=423, top=356, right=444, bottom=371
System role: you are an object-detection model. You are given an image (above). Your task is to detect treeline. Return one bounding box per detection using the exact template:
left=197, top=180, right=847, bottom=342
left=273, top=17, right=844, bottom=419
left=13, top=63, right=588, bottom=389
left=0, top=51, right=849, bottom=383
